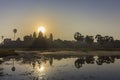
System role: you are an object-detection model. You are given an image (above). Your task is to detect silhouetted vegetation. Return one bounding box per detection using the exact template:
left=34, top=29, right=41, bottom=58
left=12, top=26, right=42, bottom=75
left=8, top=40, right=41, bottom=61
left=13, top=29, right=17, bottom=40
left=1, top=53, right=120, bottom=70
left=73, top=32, right=120, bottom=50
left=1, top=31, right=120, bottom=50
left=75, top=55, right=118, bottom=69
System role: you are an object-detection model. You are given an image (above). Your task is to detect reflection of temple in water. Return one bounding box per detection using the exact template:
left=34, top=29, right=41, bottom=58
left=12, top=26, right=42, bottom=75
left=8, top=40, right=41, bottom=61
left=1, top=54, right=120, bottom=71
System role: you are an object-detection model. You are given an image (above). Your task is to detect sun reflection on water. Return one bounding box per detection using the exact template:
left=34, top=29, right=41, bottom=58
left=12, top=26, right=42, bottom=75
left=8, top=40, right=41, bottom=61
left=39, top=65, right=45, bottom=72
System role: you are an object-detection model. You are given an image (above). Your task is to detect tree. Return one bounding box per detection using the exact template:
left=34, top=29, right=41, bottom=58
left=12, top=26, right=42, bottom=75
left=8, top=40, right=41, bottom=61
left=95, top=34, right=102, bottom=44
left=74, top=32, right=84, bottom=42
left=13, top=29, right=17, bottom=40
left=109, top=36, right=114, bottom=42
left=16, top=37, right=21, bottom=42
left=85, top=35, right=94, bottom=43
left=104, top=36, right=109, bottom=42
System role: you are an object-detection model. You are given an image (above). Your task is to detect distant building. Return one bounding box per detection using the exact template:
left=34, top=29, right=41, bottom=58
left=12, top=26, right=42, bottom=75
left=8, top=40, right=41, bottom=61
left=4, top=38, right=14, bottom=48
left=23, top=35, right=34, bottom=48
left=4, top=38, right=12, bottom=45
left=24, top=35, right=33, bottom=42
left=1, top=33, right=54, bottom=48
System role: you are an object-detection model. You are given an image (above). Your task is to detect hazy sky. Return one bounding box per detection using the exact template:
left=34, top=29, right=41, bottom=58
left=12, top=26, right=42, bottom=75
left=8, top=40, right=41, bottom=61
left=0, top=0, right=120, bottom=40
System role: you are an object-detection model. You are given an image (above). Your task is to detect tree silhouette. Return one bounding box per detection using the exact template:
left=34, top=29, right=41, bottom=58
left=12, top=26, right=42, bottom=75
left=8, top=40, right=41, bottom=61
left=104, top=36, right=109, bottom=42
left=95, top=34, right=103, bottom=44
left=74, top=32, right=84, bottom=42
left=85, top=35, right=94, bottom=44
left=16, top=37, right=21, bottom=42
left=104, top=36, right=114, bottom=43
left=95, top=35, right=114, bottom=44
left=109, top=36, right=114, bottom=42
left=13, top=29, right=17, bottom=40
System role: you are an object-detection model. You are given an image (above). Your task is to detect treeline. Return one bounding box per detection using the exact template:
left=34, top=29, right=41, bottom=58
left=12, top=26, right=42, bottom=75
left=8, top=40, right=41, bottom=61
left=1, top=31, right=120, bottom=49
left=30, top=32, right=120, bottom=49
left=73, top=32, right=120, bottom=49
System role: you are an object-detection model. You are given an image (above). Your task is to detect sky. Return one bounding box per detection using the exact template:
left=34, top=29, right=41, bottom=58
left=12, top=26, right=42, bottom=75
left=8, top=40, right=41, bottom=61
left=0, top=0, right=120, bottom=41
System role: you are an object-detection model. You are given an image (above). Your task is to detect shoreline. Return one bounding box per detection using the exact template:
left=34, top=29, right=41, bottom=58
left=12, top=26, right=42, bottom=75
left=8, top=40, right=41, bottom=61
left=16, top=50, right=120, bottom=56
left=39, top=51, right=120, bottom=56
left=0, top=49, right=18, bottom=57
left=1, top=48, right=120, bottom=57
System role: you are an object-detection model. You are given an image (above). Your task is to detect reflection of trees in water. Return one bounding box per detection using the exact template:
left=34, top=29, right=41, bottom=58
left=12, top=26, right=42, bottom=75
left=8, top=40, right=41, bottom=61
left=75, top=56, right=95, bottom=69
left=86, top=56, right=95, bottom=64
left=75, top=56, right=85, bottom=68
left=0, top=68, right=3, bottom=76
left=49, top=57, right=53, bottom=66
left=96, top=56, right=115, bottom=65
left=1, top=54, right=120, bottom=70
left=11, top=59, right=15, bottom=71
left=0, top=59, right=4, bottom=76
left=75, top=56, right=120, bottom=69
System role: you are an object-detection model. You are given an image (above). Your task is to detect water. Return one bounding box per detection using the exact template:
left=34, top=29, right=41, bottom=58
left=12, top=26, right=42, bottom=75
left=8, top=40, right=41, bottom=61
left=0, top=52, right=120, bottom=80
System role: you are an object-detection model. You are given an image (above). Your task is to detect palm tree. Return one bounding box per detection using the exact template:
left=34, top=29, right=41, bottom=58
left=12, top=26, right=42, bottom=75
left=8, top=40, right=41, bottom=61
left=13, top=29, right=17, bottom=40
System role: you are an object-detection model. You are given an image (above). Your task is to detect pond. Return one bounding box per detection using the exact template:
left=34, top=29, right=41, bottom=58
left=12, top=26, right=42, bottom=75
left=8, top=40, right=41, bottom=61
left=0, top=52, right=120, bottom=80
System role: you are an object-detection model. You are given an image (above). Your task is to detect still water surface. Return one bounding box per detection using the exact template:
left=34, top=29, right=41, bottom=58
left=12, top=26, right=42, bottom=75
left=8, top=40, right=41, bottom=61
left=0, top=52, right=120, bottom=80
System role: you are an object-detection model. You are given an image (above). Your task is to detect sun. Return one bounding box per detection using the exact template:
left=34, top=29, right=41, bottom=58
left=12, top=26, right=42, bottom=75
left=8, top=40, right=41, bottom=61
left=38, top=26, right=46, bottom=33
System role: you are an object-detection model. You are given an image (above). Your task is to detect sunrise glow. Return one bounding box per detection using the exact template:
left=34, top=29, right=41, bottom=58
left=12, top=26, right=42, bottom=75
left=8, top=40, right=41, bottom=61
left=38, top=26, right=46, bottom=33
